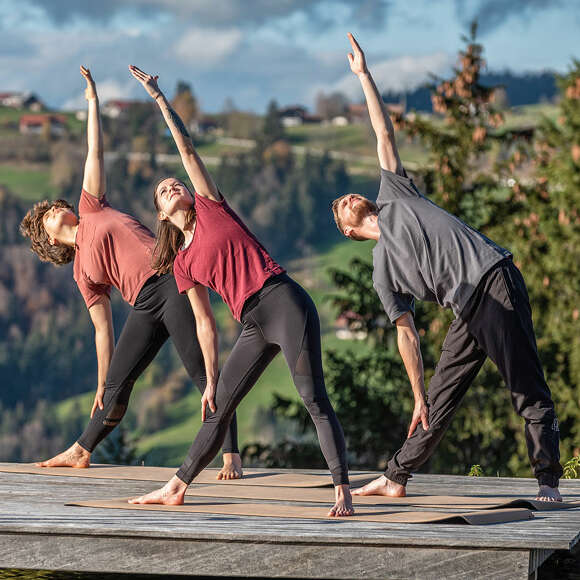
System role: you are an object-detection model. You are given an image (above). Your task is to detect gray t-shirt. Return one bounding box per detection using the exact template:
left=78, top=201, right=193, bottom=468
left=372, top=168, right=511, bottom=323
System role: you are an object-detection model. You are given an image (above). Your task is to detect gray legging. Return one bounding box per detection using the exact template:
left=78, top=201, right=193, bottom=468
left=77, top=273, right=239, bottom=454
left=176, top=273, right=349, bottom=486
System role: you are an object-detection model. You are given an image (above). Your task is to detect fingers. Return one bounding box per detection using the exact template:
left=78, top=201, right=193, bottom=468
left=201, top=398, right=207, bottom=422
left=128, top=65, right=157, bottom=83
left=347, top=53, right=354, bottom=66
left=209, top=397, right=216, bottom=414
left=422, top=413, right=430, bottom=431
left=347, top=32, right=362, bottom=54
left=90, top=401, right=96, bottom=419
left=98, top=395, right=104, bottom=411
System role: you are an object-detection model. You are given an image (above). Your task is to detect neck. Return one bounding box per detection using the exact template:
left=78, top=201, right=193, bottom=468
left=356, top=214, right=380, bottom=241
left=58, top=224, right=79, bottom=247
left=170, top=208, right=195, bottom=239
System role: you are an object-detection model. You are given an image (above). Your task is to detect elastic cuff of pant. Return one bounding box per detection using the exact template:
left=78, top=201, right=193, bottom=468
left=332, top=475, right=350, bottom=487
left=222, top=448, right=240, bottom=455
left=384, top=470, right=410, bottom=486
left=537, top=475, right=560, bottom=488
left=76, top=439, right=93, bottom=453
left=175, top=470, right=190, bottom=485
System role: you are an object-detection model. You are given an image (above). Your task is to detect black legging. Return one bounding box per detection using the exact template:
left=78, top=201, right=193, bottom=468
left=176, top=274, right=349, bottom=487
left=76, top=273, right=239, bottom=454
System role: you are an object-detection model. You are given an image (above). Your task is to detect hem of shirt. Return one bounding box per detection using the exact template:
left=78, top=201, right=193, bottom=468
left=453, top=251, right=512, bottom=318
left=232, top=267, right=286, bottom=322
left=127, top=268, right=158, bottom=306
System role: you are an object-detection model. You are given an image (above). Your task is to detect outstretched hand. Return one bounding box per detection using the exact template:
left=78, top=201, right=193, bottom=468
left=80, top=66, right=97, bottom=101
left=201, top=382, right=217, bottom=422
left=407, top=398, right=429, bottom=438
left=129, top=65, right=161, bottom=100
left=347, top=32, right=368, bottom=77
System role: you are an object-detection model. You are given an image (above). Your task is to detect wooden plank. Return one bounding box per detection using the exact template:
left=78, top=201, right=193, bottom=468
left=0, top=532, right=532, bottom=579
left=0, top=469, right=579, bottom=553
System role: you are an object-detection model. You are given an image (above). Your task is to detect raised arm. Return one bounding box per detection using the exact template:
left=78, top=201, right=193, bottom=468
left=347, top=33, right=403, bottom=174
left=80, top=66, right=106, bottom=198
left=129, top=65, right=220, bottom=201
left=88, top=295, right=114, bottom=418
left=186, top=285, right=219, bottom=420
left=395, top=312, right=429, bottom=438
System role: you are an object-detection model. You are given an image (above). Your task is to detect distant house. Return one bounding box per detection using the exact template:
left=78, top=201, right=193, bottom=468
left=19, top=114, right=67, bottom=137
left=102, top=100, right=145, bottom=118
left=0, top=92, right=44, bottom=111
left=193, top=117, right=219, bottom=136
left=347, top=101, right=404, bottom=124
left=334, top=311, right=368, bottom=341
left=279, top=106, right=308, bottom=127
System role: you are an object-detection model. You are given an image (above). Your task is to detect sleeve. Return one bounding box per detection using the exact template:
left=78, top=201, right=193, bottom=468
left=75, top=273, right=111, bottom=309
left=194, top=190, right=225, bottom=208
left=78, top=189, right=110, bottom=216
left=173, top=254, right=198, bottom=294
left=374, top=283, right=415, bottom=324
left=376, top=168, right=419, bottom=207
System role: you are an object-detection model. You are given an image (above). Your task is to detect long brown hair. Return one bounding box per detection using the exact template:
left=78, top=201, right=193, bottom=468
left=151, top=179, right=196, bottom=274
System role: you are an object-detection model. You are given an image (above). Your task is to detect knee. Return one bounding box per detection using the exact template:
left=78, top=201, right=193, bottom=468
left=301, top=394, right=333, bottom=420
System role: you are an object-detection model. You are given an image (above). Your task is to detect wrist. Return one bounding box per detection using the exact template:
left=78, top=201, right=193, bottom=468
left=357, top=70, right=370, bottom=79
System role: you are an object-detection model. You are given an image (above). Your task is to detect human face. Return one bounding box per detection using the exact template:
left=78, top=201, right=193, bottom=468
left=336, top=194, right=375, bottom=231
left=42, top=205, right=78, bottom=243
left=155, top=177, right=193, bottom=219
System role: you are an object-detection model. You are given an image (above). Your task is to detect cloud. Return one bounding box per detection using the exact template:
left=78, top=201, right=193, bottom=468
left=174, top=27, right=243, bottom=67
left=19, top=0, right=390, bottom=29
left=322, top=52, right=452, bottom=100
left=453, top=0, right=567, bottom=35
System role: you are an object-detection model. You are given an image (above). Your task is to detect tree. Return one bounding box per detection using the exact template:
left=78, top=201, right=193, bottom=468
left=172, top=81, right=199, bottom=131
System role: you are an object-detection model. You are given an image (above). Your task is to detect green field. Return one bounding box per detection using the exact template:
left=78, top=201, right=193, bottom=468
left=0, top=165, right=57, bottom=200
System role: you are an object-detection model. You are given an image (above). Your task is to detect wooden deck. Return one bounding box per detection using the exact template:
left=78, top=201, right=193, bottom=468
left=1, top=467, right=579, bottom=579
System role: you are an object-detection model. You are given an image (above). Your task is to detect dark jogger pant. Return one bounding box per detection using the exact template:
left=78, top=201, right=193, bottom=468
left=77, top=273, right=239, bottom=454
left=385, top=259, right=563, bottom=488
left=176, top=273, right=349, bottom=487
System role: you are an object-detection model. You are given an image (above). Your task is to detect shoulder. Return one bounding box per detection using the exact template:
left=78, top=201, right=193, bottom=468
left=78, top=189, right=110, bottom=215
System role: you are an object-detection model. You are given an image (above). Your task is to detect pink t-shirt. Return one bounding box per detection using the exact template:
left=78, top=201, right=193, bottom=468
left=73, top=189, right=156, bottom=309
left=173, top=193, right=284, bottom=321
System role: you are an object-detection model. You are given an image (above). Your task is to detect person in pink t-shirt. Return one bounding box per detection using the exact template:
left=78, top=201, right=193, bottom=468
left=127, top=66, right=353, bottom=516
left=20, top=67, right=242, bottom=479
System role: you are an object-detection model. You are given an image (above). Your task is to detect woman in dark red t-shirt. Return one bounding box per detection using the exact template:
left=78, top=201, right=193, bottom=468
left=128, top=66, right=353, bottom=516
left=20, top=67, right=240, bottom=479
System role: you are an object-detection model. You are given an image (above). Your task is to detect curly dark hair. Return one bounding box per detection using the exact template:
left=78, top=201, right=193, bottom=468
left=20, top=199, right=77, bottom=265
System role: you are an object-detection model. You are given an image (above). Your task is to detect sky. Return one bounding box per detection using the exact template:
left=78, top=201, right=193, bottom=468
left=1, top=0, right=578, bottom=113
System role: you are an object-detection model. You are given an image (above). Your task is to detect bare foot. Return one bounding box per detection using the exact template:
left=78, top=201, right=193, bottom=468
left=536, top=485, right=562, bottom=502
left=217, top=453, right=243, bottom=480
left=351, top=475, right=406, bottom=497
left=35, top=443, right=90, bottom=468
left=328, top=484, right=355, bottom=517
left=129, top=475, right=188, bottom=505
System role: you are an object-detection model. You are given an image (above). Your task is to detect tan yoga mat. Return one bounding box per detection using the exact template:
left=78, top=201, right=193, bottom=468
left=66, top=498, right=534, bottom=525
left=185, top=484, right=580, bottom=511
left=0, top=463, right=376, bottom=487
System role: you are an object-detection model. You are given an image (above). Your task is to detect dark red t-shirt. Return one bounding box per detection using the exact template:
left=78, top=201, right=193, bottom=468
left=173, top=193, right=284, bottom=321
left=73, top=189, right=156, bottom=309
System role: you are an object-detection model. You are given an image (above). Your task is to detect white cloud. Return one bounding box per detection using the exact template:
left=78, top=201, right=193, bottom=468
left=174, top=27, right=243, bottom=67
left=321, top=52, right=453, bottom=100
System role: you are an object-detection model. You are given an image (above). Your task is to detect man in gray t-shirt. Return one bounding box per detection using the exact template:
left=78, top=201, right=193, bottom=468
left=330, top=33, right=562, bottom=501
